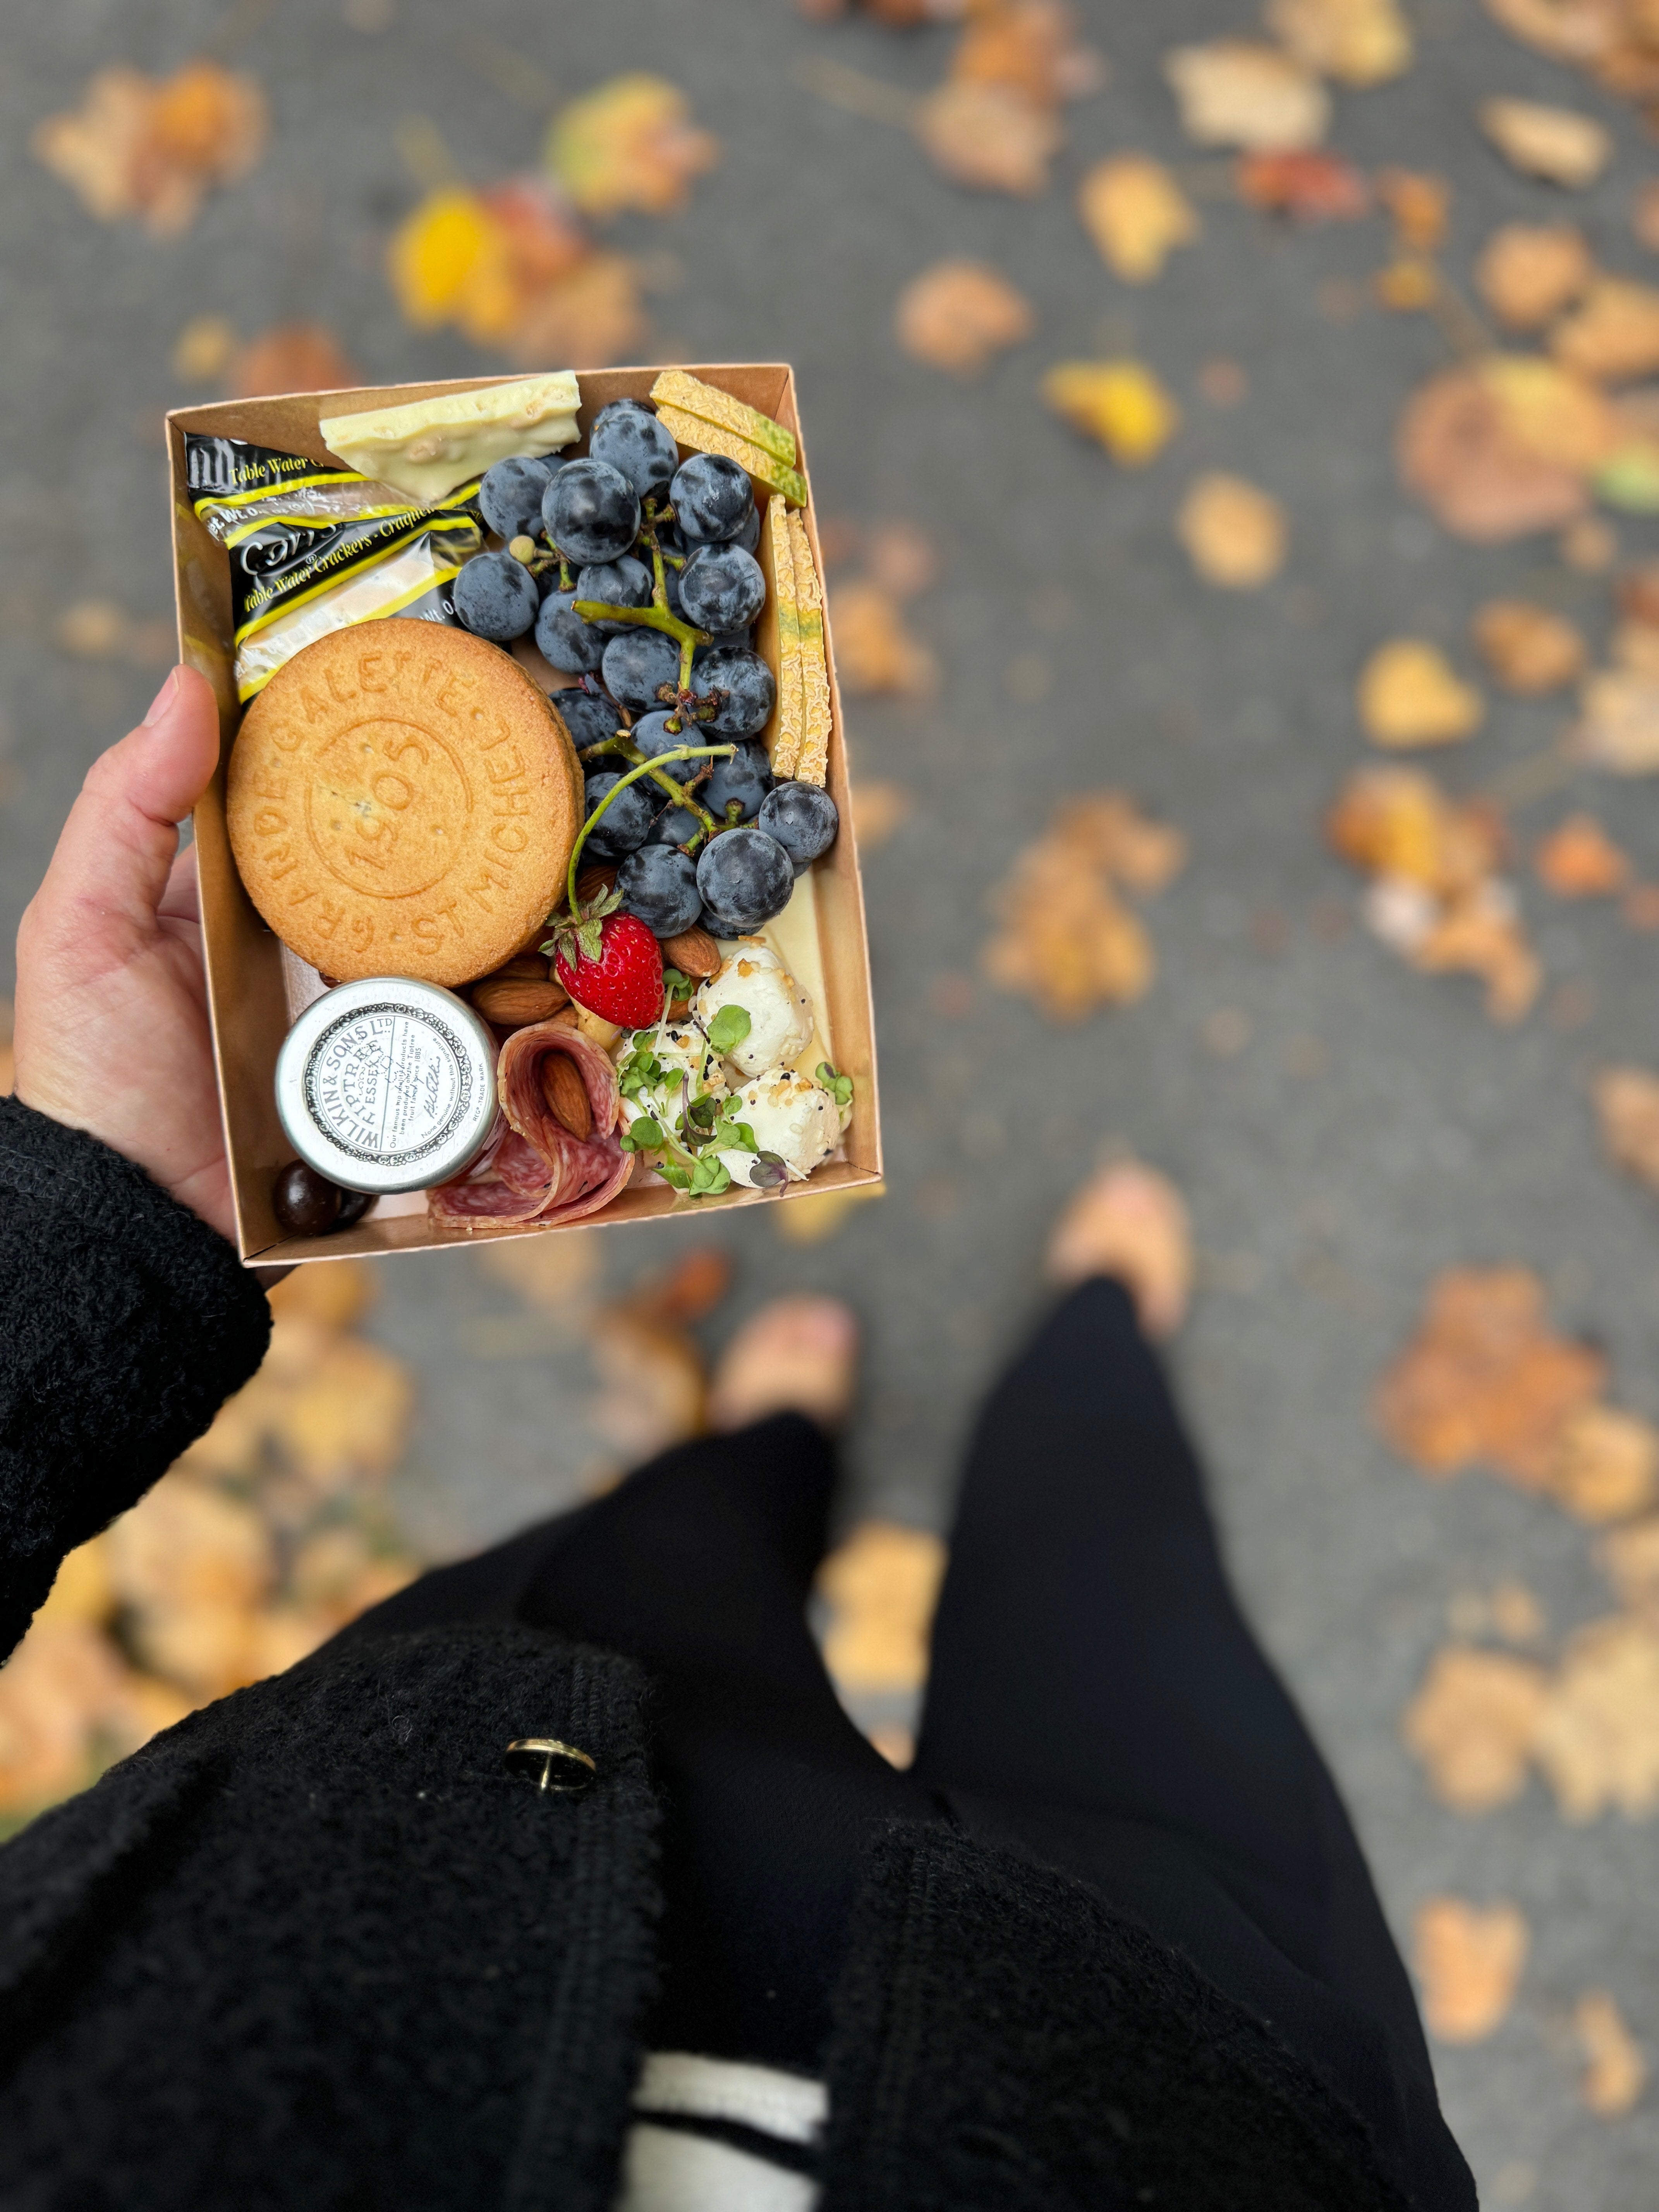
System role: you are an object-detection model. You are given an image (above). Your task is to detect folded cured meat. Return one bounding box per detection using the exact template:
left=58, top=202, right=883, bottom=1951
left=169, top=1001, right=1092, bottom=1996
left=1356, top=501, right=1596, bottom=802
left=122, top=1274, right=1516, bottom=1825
left=429, top=1021, right=634, bottom=1228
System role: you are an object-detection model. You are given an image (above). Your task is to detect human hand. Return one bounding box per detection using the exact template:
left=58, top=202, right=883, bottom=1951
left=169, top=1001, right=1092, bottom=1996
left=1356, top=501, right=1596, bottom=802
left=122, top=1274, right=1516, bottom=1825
left=14, top=666, right=236, bottom=1242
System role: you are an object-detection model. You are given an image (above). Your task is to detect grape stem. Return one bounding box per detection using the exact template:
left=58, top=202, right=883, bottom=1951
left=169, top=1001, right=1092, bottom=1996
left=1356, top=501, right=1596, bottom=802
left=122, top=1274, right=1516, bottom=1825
left=562, top=745, right=734, bottom=919
left=582, top=733, right=723, bottom=843
left=574, top=594, right=711, bottom=697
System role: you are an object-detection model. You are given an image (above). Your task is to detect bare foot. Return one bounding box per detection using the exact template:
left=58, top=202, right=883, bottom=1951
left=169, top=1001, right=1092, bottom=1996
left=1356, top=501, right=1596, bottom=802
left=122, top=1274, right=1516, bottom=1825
left=707, top=1294, right=860, bottom=1434
left=1044, top=1159, right=1192, bottom=1340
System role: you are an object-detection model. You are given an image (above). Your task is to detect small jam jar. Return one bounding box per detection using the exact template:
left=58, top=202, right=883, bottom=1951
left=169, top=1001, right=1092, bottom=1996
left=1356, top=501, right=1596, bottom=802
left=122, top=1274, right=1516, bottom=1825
left=274, top=978, right=499, bottom=1195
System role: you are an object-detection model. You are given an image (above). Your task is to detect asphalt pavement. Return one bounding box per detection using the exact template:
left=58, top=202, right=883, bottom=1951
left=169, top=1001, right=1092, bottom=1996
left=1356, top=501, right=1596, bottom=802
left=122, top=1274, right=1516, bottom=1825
left=4, top=1, right=1658, bottom=2201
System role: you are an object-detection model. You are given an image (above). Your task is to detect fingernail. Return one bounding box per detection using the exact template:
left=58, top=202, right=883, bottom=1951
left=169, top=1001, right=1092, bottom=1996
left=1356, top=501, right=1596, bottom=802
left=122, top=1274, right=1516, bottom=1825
left=143, top=668, right=180, bottom=726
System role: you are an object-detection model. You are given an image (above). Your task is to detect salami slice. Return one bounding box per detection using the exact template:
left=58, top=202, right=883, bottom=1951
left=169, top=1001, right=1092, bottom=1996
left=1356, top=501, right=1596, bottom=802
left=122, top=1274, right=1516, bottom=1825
left=429, top=1022, right=635, bottom=1230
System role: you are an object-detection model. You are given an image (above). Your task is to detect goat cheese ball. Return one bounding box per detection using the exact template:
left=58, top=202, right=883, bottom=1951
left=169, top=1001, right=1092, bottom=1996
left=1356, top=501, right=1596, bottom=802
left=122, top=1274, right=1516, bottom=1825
left=693, top=943, right=814, bottom=1080
left=616, top=1019, right=727, bottom=1140
left=718, top=1068, right=841, bottom=1186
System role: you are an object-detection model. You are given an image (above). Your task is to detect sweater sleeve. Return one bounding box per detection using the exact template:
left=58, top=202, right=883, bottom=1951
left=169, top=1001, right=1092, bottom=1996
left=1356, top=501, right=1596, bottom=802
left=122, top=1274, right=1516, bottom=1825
left=0, top=1096, right=272, bottom=1664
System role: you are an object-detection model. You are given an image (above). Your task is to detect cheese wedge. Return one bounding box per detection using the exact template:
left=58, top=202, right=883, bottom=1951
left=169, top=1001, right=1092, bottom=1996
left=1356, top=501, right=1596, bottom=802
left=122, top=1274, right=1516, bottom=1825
left=320, top=372, right=580, bottom=502
left=654, top=402, right=808, bottom=507
left=787, top=510, right=832, bottom=789
left=769, top=497, right=805, bottom=780
left=651, top=369, right=798, bottom=468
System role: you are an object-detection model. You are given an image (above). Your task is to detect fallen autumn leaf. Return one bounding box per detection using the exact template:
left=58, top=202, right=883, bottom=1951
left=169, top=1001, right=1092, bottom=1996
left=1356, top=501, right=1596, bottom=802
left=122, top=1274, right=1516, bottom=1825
left=1076, top=155, right=1199, bottom=282
left=1358, top=640, right=1486, bottom=747
left=1479, top=97, right=1612, bottom=189
left=1472, top=598, right=1587, bottom=691
left=1164, top=39, right=1331, bottom=149
left=1043, top=359, right=1181, bottom=465
left=1266, top=0, right=1414, bottom=85
left=894, top=258, right=1034, bottom=375
left=1176, top=472, right=1288, bottom=587
left=1412, top=1897, right=1530, bottom=2042
left=1474, top=220, right=1592, bottom=330
left=1401, top=1644, right=1548, bottom=1811
left=1374, top=1267, right=1605, bottom=1488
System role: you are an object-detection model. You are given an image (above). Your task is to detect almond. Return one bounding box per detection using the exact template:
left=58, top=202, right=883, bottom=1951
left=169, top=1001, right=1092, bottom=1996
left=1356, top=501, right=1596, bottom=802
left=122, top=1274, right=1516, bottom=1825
left=472, top=976, right=569, bottom=1027
left=491, top=952, right=552, bottom=982
left=661, top=924, right=721, bottom=979
left=541, top=1053, right=593, bottom=1139
left=576, top=863, right=618, bottom=906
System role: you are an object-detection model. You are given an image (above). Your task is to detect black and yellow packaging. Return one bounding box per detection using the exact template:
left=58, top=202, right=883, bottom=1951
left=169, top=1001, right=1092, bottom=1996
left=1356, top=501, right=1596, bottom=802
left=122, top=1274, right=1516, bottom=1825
left=184, top=434, right=483, bottom=702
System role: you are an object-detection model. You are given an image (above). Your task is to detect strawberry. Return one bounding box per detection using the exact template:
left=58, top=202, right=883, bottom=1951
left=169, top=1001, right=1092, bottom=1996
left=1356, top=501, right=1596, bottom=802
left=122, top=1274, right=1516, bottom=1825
left=548, top=894, right=665, bottom=1030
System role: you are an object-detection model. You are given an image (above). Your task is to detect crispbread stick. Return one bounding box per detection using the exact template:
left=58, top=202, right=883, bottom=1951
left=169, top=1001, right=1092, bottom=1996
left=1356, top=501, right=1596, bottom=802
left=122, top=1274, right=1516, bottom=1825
left=651, top=369, right=798, bottom=468
left=654, top=403, right=808, bottom=507
left=769, top=496, right=805, bottom=779
left=788, top=510, right=832, bottom=788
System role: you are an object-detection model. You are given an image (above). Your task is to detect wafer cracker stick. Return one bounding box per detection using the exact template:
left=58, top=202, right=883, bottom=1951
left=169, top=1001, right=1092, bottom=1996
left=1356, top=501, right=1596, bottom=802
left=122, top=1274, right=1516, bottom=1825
left=651, top=369, right=798, bottom=468
left=788, top=510, right=833, bottom=788
left=769, top=496, right=806, bottom=779
left=654, top=403, right=809, bottom=507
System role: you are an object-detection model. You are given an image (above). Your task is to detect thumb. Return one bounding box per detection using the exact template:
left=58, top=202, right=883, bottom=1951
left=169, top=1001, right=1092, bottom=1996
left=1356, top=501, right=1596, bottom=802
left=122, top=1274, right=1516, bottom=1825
left=26, top=666, right=221, bottom=960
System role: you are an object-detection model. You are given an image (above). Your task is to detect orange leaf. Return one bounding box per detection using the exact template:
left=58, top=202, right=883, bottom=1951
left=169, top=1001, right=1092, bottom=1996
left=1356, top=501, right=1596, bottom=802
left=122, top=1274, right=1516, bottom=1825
left=1375, top=1267, right=1606, bottom=1486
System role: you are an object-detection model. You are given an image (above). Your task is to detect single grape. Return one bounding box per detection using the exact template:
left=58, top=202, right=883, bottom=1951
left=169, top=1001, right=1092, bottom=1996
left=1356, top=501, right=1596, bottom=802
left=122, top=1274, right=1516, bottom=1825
left=603, top=628, right=681, bottom=713
left=758, top=781, right=840, bottom=866
left=556, top=688, right=623, bottom=750
left=649, top=798, right=705, bottom=847
left=575, top=554, right=652, bottom=637
left=690, top=646, right=775, bottom=737
left=692, top=627, right=753, bottom=662
left=679, top=543, right=766, bottom=634
left=734, top=505, right=762, bottom=555
left=632, top=708, right=701, bottom=785
left=696, top=825, right=794, bottom=930
left=704, top=743, right=773, bottom=826
left=591, top=407, right=679, bottom=499
left=544, top=456, right=641, bottom=565
left=454, top=549, right=539, bottom=642
left=535, top=589, right=605, bottom=675
left=582, top=770, right=656, bottom=859
left=670, top=452, right=754, bottom=544
left=479, top=456, right=552, bottom=541
left=617, top=844, right=702, bottom=935
left=593, top=396, right=657, bottom=422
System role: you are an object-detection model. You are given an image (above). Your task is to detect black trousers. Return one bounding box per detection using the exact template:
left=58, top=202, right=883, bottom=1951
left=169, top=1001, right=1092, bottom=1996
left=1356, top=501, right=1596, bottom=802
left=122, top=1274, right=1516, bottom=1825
left=352, top=1279, right=1468, bottom=2210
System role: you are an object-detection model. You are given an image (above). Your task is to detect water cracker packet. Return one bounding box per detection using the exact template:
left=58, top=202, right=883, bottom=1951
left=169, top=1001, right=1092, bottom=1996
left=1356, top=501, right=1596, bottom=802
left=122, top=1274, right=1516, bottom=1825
left=184, top=433, right=484, bottom=702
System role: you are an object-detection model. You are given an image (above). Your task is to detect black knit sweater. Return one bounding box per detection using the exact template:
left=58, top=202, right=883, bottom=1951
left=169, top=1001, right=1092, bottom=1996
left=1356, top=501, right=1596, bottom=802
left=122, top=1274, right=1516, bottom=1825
left=0, top=1097, right=1450, bottom=2209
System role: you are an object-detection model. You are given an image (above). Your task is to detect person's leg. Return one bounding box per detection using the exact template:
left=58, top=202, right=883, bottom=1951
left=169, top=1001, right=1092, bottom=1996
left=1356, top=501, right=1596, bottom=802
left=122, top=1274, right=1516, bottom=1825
left=515, top=1298, right=936, bottom=2071
left=912, top=1164, right=1430, bottom=2075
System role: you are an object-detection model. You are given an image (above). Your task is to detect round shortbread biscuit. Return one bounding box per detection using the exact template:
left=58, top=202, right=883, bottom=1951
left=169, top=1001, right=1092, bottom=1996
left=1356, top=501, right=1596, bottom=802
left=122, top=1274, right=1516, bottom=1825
left=227, top=621, right=582, bottom=988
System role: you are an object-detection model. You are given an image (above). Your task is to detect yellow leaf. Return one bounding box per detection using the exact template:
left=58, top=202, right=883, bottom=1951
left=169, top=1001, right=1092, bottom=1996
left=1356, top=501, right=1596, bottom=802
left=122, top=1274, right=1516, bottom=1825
left=546, top=74, right=718, bottom=220
left=1076, top=155, right=1199, bottom=283
left=1358, top=640, right=1486, bottom=747
left=1042, top=359, right=1180, bottom=465
left=1266, top=0, right=1414, bottom=85
left=388, top=188, right=501, bottom=329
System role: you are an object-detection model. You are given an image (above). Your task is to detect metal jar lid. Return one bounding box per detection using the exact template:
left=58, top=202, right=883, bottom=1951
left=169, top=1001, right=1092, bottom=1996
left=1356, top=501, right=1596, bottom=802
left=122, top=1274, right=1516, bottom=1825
left=274, top=978, right=500, bottom=1195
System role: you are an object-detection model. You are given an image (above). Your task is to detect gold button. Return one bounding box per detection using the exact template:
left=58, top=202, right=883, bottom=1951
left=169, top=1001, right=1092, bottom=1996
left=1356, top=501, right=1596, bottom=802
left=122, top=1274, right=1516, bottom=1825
left=504, top=1738, right=596, bottom=1793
